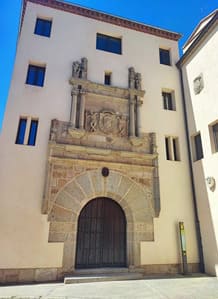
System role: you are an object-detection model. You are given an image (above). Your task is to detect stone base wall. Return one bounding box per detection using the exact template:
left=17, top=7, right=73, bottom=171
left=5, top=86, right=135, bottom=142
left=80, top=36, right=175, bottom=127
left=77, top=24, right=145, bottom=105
left=0, top=264, right=200, bottom=284
left=140, top=263, right=200, bottom=274
left=0, top=268, right=62, bottom=284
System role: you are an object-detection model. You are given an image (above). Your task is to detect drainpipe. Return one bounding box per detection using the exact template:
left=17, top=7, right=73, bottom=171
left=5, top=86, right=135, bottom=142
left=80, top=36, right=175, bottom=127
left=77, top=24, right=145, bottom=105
left=178, top=66, right=205, bottom=273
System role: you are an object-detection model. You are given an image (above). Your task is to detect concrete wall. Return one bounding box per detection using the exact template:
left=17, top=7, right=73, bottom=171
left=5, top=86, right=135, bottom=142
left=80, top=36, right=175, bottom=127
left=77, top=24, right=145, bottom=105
left=0, top=1, right=198, bottom=272
left=182, top=25, right=218, bottom=275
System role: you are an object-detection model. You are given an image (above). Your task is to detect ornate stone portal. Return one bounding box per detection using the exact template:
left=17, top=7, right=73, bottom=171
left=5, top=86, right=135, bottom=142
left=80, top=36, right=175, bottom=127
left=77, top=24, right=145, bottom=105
left=42, top=57, right=160, bottom=276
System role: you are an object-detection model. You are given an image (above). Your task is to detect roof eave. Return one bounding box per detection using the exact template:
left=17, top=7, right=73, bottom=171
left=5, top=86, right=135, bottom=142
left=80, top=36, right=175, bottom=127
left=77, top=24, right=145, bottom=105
left=177, top=13, right=218, bottom=68
left=22, top=0, right=181, bottom=41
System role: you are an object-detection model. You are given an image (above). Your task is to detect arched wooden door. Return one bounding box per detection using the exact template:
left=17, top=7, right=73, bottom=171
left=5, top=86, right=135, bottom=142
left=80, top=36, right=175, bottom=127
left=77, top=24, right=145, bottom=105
left=75, top=197, right=126, bottom=268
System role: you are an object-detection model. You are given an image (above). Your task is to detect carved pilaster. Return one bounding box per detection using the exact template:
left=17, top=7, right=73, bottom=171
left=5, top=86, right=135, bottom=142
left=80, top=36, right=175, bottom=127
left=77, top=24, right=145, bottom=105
left=79, top=89, right=86, bottom=129
left=136, top=96, right=143, bottom=137
left=128, top=67, right=144, bottom=138
left=70, top=86, right=79, bottom=128
left=128, top=67, right=135, bottom=89
left=150, top=133, right=160, bottom=217
left=129, top=96, right=136, bottom=137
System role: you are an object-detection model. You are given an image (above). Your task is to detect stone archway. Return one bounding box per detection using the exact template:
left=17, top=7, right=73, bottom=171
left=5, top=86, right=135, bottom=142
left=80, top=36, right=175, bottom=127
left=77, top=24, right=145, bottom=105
left=48, top=169, right=155, bottom=272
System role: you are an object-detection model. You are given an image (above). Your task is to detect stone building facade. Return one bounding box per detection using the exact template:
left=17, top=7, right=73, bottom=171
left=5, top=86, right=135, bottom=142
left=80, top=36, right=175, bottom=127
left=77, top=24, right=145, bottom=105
left=0, top=0, right=201, bottom=283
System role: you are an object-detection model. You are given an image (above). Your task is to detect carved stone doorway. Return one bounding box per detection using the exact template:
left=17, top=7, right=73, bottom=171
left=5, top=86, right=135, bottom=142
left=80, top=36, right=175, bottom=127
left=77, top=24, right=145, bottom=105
left=75, top=197, right=127, bottom=269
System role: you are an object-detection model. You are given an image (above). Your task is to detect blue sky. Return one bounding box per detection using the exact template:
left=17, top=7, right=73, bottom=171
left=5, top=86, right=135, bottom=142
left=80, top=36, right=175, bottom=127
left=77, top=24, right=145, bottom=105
left=0, top=0, right=218, bottom=129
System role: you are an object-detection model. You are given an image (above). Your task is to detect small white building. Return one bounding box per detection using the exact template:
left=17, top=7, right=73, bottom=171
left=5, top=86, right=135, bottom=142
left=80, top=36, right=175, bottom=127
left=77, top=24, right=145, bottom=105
left=179, top=9, right=218, bottom=276
left=0, top=0, right=201, bottom=283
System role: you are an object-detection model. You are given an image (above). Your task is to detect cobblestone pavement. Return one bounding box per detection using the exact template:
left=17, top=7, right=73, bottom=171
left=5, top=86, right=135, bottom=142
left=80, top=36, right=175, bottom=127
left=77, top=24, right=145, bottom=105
left=0, top=276, right=218, bottom=299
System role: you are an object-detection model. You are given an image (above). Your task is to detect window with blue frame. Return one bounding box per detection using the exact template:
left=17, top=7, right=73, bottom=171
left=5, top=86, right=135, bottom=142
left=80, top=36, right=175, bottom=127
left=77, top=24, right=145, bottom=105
left=26, top=65, right=46, bottom=87
left=15, top=118, right=27, bottom=145
left=28, top=120, right=38, bottom=146
left=96, top=33, right=122, bottom=55
left=15, top=118, right=38, bottom=146
left=34, top=18, right=52, bottom=37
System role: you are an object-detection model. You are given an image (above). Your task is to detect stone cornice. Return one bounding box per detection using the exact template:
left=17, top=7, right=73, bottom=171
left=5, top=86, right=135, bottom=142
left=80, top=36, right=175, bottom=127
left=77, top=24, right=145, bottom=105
left=48, top=142, right=157, bottom=166
left=22, top=0, right=181, bottom=41
left=69, top=77, right=145, bottom=99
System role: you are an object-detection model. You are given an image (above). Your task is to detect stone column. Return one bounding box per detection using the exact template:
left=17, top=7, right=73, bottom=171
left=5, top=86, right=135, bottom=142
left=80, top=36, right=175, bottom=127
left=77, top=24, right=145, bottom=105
left=136, top=96, right=142, bottom=137
left=79, top=90, right=86, bottom=129
left=70, top=86, right=78, bottom=128
left=129, top=95, right=135, bottom=137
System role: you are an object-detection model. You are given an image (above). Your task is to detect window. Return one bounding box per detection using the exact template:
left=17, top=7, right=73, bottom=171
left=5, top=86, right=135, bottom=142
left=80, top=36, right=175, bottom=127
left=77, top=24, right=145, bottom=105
left=34, top=18, right=52, bottom=37
left=165, top=136, right=180, bottom=161
left=15, top=118, right=27, bottom=145
left=26, top=64, right=46, bottom=87
left=96, top=33, right=122, bottom=55
left=209, top=122, right=218, bottom=153
left=28, top=120, right=38, bottom=146
left=15, top=117, right=38, bottom=146
left=159, top=48, right=171, bottom=65
left=192, top=133, right=203, bottom=161
left=162, top=91, right=175, bottom=110
left=104, top=72, right=111, bottom=85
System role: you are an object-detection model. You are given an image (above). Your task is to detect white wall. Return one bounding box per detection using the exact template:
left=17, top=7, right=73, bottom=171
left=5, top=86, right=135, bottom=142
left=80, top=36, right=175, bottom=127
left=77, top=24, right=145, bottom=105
left=182, top=25, right=218, bottom=275
left=0, top=1, right=198, bottom=269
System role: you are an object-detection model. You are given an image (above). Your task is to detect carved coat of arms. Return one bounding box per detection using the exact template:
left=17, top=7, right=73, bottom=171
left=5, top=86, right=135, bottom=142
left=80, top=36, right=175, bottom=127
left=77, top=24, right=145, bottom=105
left=85, top=111, right=128, bottom=137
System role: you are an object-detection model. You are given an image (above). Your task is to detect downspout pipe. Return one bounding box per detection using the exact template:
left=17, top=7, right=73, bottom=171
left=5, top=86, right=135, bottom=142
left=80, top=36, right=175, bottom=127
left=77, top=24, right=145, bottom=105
left=177, top=65, right=205, bottom=273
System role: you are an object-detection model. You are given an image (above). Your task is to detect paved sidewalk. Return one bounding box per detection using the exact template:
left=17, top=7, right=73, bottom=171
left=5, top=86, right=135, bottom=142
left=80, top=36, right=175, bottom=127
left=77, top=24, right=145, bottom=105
left=0, top=276, right=218, bottom=299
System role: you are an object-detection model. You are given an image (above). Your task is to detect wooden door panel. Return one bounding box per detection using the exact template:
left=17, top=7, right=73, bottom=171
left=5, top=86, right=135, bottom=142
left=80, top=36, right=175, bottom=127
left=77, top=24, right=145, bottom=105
left=76, top=197, right=126, bottom=268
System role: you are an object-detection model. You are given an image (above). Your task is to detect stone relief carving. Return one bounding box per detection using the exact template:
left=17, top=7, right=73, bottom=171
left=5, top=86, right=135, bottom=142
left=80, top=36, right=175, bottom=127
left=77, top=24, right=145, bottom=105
left=128, top=67, right=142, bottom=90
left=72, top=57, right=88, bottom=79
left=85, top=111, right=128, bottom=137
left=50, top=119, right=59, bottom=141
left=193, top=73, right=204, bottom=95
left=206, top=176, right=216, bottom=192
left=80, top=57, right=88, bottom=79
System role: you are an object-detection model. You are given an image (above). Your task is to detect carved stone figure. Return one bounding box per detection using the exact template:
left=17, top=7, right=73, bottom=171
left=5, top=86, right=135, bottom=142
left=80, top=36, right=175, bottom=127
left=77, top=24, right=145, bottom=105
left=72, top=57, right=88, bottom=79
left=193, top=73, right=204, bottom=95
left=128, top=67, right=135, bottom=89
left=72, top=61, right=81, bottom=77
left=128, top=67, right=142, bottom=90
left=135, top=73, right=142, bottom=90
left=118, top=115, right=128, bottom=137
left=81, top=57, right=88, bottom=79
left=50, top=119, right=59, bottom=141
left=206, top=176, right=216, bottom=192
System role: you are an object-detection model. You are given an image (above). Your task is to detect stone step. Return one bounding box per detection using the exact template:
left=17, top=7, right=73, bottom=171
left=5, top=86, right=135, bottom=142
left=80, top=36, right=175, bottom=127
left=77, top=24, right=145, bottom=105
left=74, top=267, right=129, bottom=275
left=64, top=271, right=144, bottom=284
